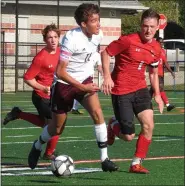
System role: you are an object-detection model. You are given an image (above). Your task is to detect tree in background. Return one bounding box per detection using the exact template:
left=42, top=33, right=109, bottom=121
left=121, top=0, right=184, bottom=39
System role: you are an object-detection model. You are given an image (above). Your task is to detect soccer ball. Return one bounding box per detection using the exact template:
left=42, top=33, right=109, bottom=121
left=51, top=155, right=75, bottom=177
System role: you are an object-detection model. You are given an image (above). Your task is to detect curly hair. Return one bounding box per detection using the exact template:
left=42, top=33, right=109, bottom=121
left=42, top=23, right=60, bottom=41
left=74, top=3, right=100, bottom=26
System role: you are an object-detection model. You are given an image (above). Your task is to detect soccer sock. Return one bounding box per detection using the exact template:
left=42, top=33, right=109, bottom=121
left=94, top=123, right=108, bottom=162
left=45, top=135, right=60, bottom=155
left=160, top=91, right=169, bottom=105
left=111, top=119, right=120, bottom=137
left=133, top=134, right=151, bottom=164
left=35, top=125, right=52, bottom=151
left=19, top=112, right=45, bottom=127
left=72, top=100, right=79, bottom=110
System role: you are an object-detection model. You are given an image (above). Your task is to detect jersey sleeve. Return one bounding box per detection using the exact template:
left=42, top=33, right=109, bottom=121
left=60, top=32, right=74, bottom=62
left=106, top=35, right=130, bottom=56
left=24, top=55, right=42, bottom=80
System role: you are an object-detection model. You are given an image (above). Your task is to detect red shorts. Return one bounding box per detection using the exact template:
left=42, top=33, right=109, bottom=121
left=51, top=77, right=93, bottom=114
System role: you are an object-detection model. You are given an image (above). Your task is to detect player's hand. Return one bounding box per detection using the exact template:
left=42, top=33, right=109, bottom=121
left=83, top=83, right=100, bottom=93
left=171, top=72, right=175, bottom=79
left=101, top=77, right=114, bottom=95
left=154, top=94, right=164, bottom=114
left=43, top=86, right=51, bottom=95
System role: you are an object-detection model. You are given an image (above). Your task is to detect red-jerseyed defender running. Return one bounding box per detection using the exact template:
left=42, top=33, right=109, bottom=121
left=3, top=24, right=60, bottom=160
left=101, top=8, right=164, bottom=174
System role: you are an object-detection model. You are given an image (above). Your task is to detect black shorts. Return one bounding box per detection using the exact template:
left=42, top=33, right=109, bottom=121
left=32, top=91, right=52, bottom=120
left=112, top=88, right=153, bottom=135
left=149, top=76, right=164, bottom=96
left=51, top=76, right=93, bottom=114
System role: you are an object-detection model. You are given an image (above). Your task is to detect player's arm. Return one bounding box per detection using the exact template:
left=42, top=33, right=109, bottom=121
left=57, top=51, right=99, bottom=93
left=149, top=64, right=164, bottom=113
left=101, top=36, right=130, bottom=95
left=24, top=57, right=50, bottom=95
left=164, top=61, right=175, bottom=79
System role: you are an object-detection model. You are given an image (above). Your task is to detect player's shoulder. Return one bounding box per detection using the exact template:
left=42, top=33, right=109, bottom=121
left=64, top=27, right=82, bottom=39
left=33, top=48, right=46, bottom=61
left=118, top=32, right=138, bottom=43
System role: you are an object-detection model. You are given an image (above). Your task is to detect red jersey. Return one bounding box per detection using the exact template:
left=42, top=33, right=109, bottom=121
left=106, top=33, right=161, bottom=95
left=158, top=48, right=166, bottom=77
left=24, top=47, right=60, bottom=99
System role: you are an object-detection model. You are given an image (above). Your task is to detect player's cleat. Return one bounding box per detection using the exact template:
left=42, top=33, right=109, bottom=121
left=71, top=109, right=84, bottom=114
left=28, top=140, right=41, bottom=169
left=129, top=164, right=149, bottom=174
left=167, top=104, right=175, bottom=111
left=107, top=117, right=116, bottom=145
left=43, top=152, right=57, bottom=160
left=101, top=158, right=119, bottom=172
left=3, top=107, right=21, bottom=125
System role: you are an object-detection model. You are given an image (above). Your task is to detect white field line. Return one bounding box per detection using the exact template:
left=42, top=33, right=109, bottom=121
left=1, top=122, right=184, bottom=131
left=1, top=135, right=184, bottom=145
left=1, top=156, right=184, bottom=176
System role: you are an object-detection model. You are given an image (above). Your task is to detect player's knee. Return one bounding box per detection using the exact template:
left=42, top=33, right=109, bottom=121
left=120, top=133, right=135, bottom=141
left=142, top=123, right=154, bottom=134
left=91, top=107, right=103, bottom=123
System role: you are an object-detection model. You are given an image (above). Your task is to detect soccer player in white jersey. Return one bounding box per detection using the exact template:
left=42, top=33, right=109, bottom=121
left=71, top=52, right=103, bottom=114
left=28, top=3, right=119, bottom=172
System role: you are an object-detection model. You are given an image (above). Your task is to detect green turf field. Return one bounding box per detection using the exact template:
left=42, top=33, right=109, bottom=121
left=1, top=91, right=184, bottom=186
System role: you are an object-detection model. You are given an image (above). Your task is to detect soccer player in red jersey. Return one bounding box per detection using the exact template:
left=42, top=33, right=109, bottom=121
left=150, top=37, right=175, bottom=111
left=101, top=8, right=164, bottom=174
left=3, top=24, right=60, bottom=160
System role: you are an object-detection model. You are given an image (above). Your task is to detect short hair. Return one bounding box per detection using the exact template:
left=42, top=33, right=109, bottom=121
left=74, top=3, right=100, bottom=26
left=42, top=23, right=60, bottom=41
left=141, top=8, right=160, bottom=23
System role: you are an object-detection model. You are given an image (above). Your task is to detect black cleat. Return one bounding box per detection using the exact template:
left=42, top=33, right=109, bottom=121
left=101, top=158, right=119, bottom=172
left=167, top=105, right=175, bottom=111
left=3, top=107, right=21, bottom=125
left=28, top=140, right=41, bottom=169
left=71, top=109, right=84, bottom=114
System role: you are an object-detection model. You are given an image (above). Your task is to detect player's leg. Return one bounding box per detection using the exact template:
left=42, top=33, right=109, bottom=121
left=130, top=88, right=153, bottom=174
left=28, top=82, right=70, bottom=169
left=80, top=92, right=119, bottom=172
left=71, top=99, right=84, bottom=114
left=108, top=93, right=136, bottom=144
left=3, top=91, right=45, bottom=126
left=33, top=94, right=60, bottom=160
left=159, top=76, right=175, bottom=111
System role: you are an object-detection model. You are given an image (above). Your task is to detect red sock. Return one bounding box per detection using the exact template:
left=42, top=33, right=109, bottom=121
left=45, top=135, right=60, bottom=155
left=160, top=91, right=169, bottom=105
left=19, top=112, right=45, bottom=127
left=112, top=122, right=120, bottom=137
left=134, top=134, right=151, bottom=158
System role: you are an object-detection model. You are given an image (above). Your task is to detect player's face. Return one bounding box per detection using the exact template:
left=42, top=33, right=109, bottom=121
left=45, top=31, right=59, bottom=52
left=140, top=18, right=159, bottom=42
left=82, top=13, right=100, bottom=37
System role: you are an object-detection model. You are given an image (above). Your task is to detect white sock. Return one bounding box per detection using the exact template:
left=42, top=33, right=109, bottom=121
left=72, top=100, right=79, bottom=110
left=35, top=125, right=52, bottom=151
left=131, top=157, right=142, bottom=166
left=94, top=123, right=108, bottom=162
left=166, top=103, right=170, bottom=107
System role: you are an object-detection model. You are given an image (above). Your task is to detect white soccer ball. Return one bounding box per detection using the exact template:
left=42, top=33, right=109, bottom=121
left=51, top=155, right=75, bottom=177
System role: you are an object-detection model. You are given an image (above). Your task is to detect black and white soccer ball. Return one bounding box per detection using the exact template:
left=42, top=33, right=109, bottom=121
left=51, top=155, right=75, bottom=177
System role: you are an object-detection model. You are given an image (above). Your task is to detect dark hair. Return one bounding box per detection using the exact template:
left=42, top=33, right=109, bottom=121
left=74, top=3, right=100, bottom=26
left=42, top=23, right=60, bottom=41
left=141, top=8, right=160, bottom=23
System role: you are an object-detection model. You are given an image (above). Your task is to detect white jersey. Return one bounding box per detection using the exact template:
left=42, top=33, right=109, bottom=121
left=57, top=27, right=103, bottom=84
